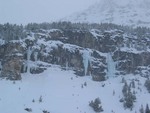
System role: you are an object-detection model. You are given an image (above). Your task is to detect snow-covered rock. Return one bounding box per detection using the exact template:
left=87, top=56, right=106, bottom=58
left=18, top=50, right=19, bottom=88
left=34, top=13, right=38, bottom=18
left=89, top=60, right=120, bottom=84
left=0, top=22, right=150, bottom=113
left=0, top=23, right=149, bottom=81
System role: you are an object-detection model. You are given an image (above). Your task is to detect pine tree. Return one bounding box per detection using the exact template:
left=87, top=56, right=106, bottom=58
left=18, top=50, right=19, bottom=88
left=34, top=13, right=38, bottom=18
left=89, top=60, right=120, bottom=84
left=122, top=82, right=136, bottom=109
left=145, top=79, right=150, bottom=93
left=139, top=105, right=144, bottom=113
left=131, top=80, right=135, bottom=88
left=122, top=81, right=128, bottom=96
left=145, top=104, right=150, bottom=113
left=39, top=96, right=43, bottom=103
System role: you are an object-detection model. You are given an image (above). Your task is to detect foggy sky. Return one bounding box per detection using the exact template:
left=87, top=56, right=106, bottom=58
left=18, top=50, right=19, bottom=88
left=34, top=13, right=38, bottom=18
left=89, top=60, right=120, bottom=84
left=0, top=0, right=99, bottom=25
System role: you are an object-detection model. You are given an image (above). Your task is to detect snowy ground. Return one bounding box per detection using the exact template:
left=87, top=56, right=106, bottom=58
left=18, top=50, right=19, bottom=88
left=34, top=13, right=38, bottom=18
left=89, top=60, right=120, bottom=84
left=0, top=66, right=149, bottom=113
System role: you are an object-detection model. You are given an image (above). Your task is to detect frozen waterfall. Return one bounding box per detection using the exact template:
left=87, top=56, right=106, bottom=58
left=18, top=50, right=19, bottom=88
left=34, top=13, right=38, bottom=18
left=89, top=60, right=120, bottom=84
left=107, top=53, right=116, bottom=78
left=82, top=50, right=91, bottom=76
left=27, top=47, right=32, bottom=74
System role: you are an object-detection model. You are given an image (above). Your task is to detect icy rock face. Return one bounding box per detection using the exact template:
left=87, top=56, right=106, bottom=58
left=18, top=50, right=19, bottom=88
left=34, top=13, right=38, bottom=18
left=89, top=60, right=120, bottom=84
left=0, top=23, right=150, bottom=81
left=46, top=46, right=84, bottom=73
left=19, top=29, right=107, bottom=81
left=90, top=51, right=106, bottom=81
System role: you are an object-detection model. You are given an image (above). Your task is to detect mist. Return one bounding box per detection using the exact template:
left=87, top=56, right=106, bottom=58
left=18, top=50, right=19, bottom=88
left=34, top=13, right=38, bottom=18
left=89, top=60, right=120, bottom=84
left=0, top=0, right=99, bottom=25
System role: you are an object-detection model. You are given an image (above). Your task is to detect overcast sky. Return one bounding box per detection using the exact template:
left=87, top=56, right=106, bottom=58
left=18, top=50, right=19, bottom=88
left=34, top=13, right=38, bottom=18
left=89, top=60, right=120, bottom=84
left=0, top=0, right=99, bottom=25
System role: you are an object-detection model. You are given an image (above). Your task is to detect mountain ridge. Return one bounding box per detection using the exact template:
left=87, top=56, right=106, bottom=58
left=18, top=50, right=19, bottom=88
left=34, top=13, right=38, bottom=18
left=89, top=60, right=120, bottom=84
left=63, top=0, right=150, bottom=27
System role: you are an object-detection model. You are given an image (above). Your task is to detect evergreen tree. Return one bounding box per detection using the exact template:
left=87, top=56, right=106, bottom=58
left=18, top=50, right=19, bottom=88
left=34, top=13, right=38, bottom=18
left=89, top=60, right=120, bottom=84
left=139, top=105, right=144, bottom=113
left=145, top=104, right=150, bottom=113
left=131, top=80, right=135, bottom=88
left=145, top=79, right=150, bottom=93
left=122, top=81, right=128, bottom=96
left=122, top=82, right=136, bottom=109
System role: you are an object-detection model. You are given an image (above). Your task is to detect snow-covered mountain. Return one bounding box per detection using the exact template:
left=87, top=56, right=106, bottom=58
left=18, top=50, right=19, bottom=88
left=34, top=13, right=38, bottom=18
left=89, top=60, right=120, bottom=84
left=63, top=0, right=150, bottom=27
left=0, top=22, right=150, bottom=113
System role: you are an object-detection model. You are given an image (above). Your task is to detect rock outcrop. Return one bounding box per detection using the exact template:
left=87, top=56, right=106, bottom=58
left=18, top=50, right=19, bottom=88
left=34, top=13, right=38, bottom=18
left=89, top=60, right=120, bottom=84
left=0, top=23, right=150, bottom=81
left=0, top=42, right=23, bottom=80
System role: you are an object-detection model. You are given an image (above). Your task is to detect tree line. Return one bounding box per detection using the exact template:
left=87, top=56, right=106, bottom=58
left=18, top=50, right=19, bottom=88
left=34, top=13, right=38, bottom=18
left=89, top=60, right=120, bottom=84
left=0, top=21, right=150, bottom=42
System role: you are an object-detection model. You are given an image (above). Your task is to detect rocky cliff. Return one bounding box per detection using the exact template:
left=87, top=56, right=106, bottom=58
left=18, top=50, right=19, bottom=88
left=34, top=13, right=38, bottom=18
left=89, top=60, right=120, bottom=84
left=0, top=23, right=150, bottom=80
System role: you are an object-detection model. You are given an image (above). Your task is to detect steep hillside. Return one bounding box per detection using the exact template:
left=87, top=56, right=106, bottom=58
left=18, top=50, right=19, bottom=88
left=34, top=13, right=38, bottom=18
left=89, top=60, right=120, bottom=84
left=0, top=66, right=150, bottom=113
left=0, top=23, right=150, bottom=80
left=0, top=22, right=150, bottom=113
left=63, top=0, right=150, bottom=27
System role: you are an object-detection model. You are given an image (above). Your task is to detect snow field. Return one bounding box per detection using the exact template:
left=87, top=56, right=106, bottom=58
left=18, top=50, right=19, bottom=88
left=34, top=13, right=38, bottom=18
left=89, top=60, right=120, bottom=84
left=0, top=66, right=150, bottom=113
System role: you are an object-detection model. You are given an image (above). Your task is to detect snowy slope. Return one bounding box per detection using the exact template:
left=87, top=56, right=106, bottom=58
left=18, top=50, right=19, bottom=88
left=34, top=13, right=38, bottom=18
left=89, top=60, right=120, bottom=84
left=63, top=0, right=150, bottom=27
left=0, top=65, right=150, bottom=113
left=0, top=23, right=150, bottom=113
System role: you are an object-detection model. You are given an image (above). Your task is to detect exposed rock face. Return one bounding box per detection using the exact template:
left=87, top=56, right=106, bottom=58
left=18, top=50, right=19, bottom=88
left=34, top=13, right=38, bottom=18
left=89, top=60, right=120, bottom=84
left=0, top=23, right=150, bottom=81
left=0, top=42, right=23, bottom=80
left=22, top=36, right=107, bottom=81
left=1, top=57, right=22, bottom=80
left=113, top=51, right=150, bottom=75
